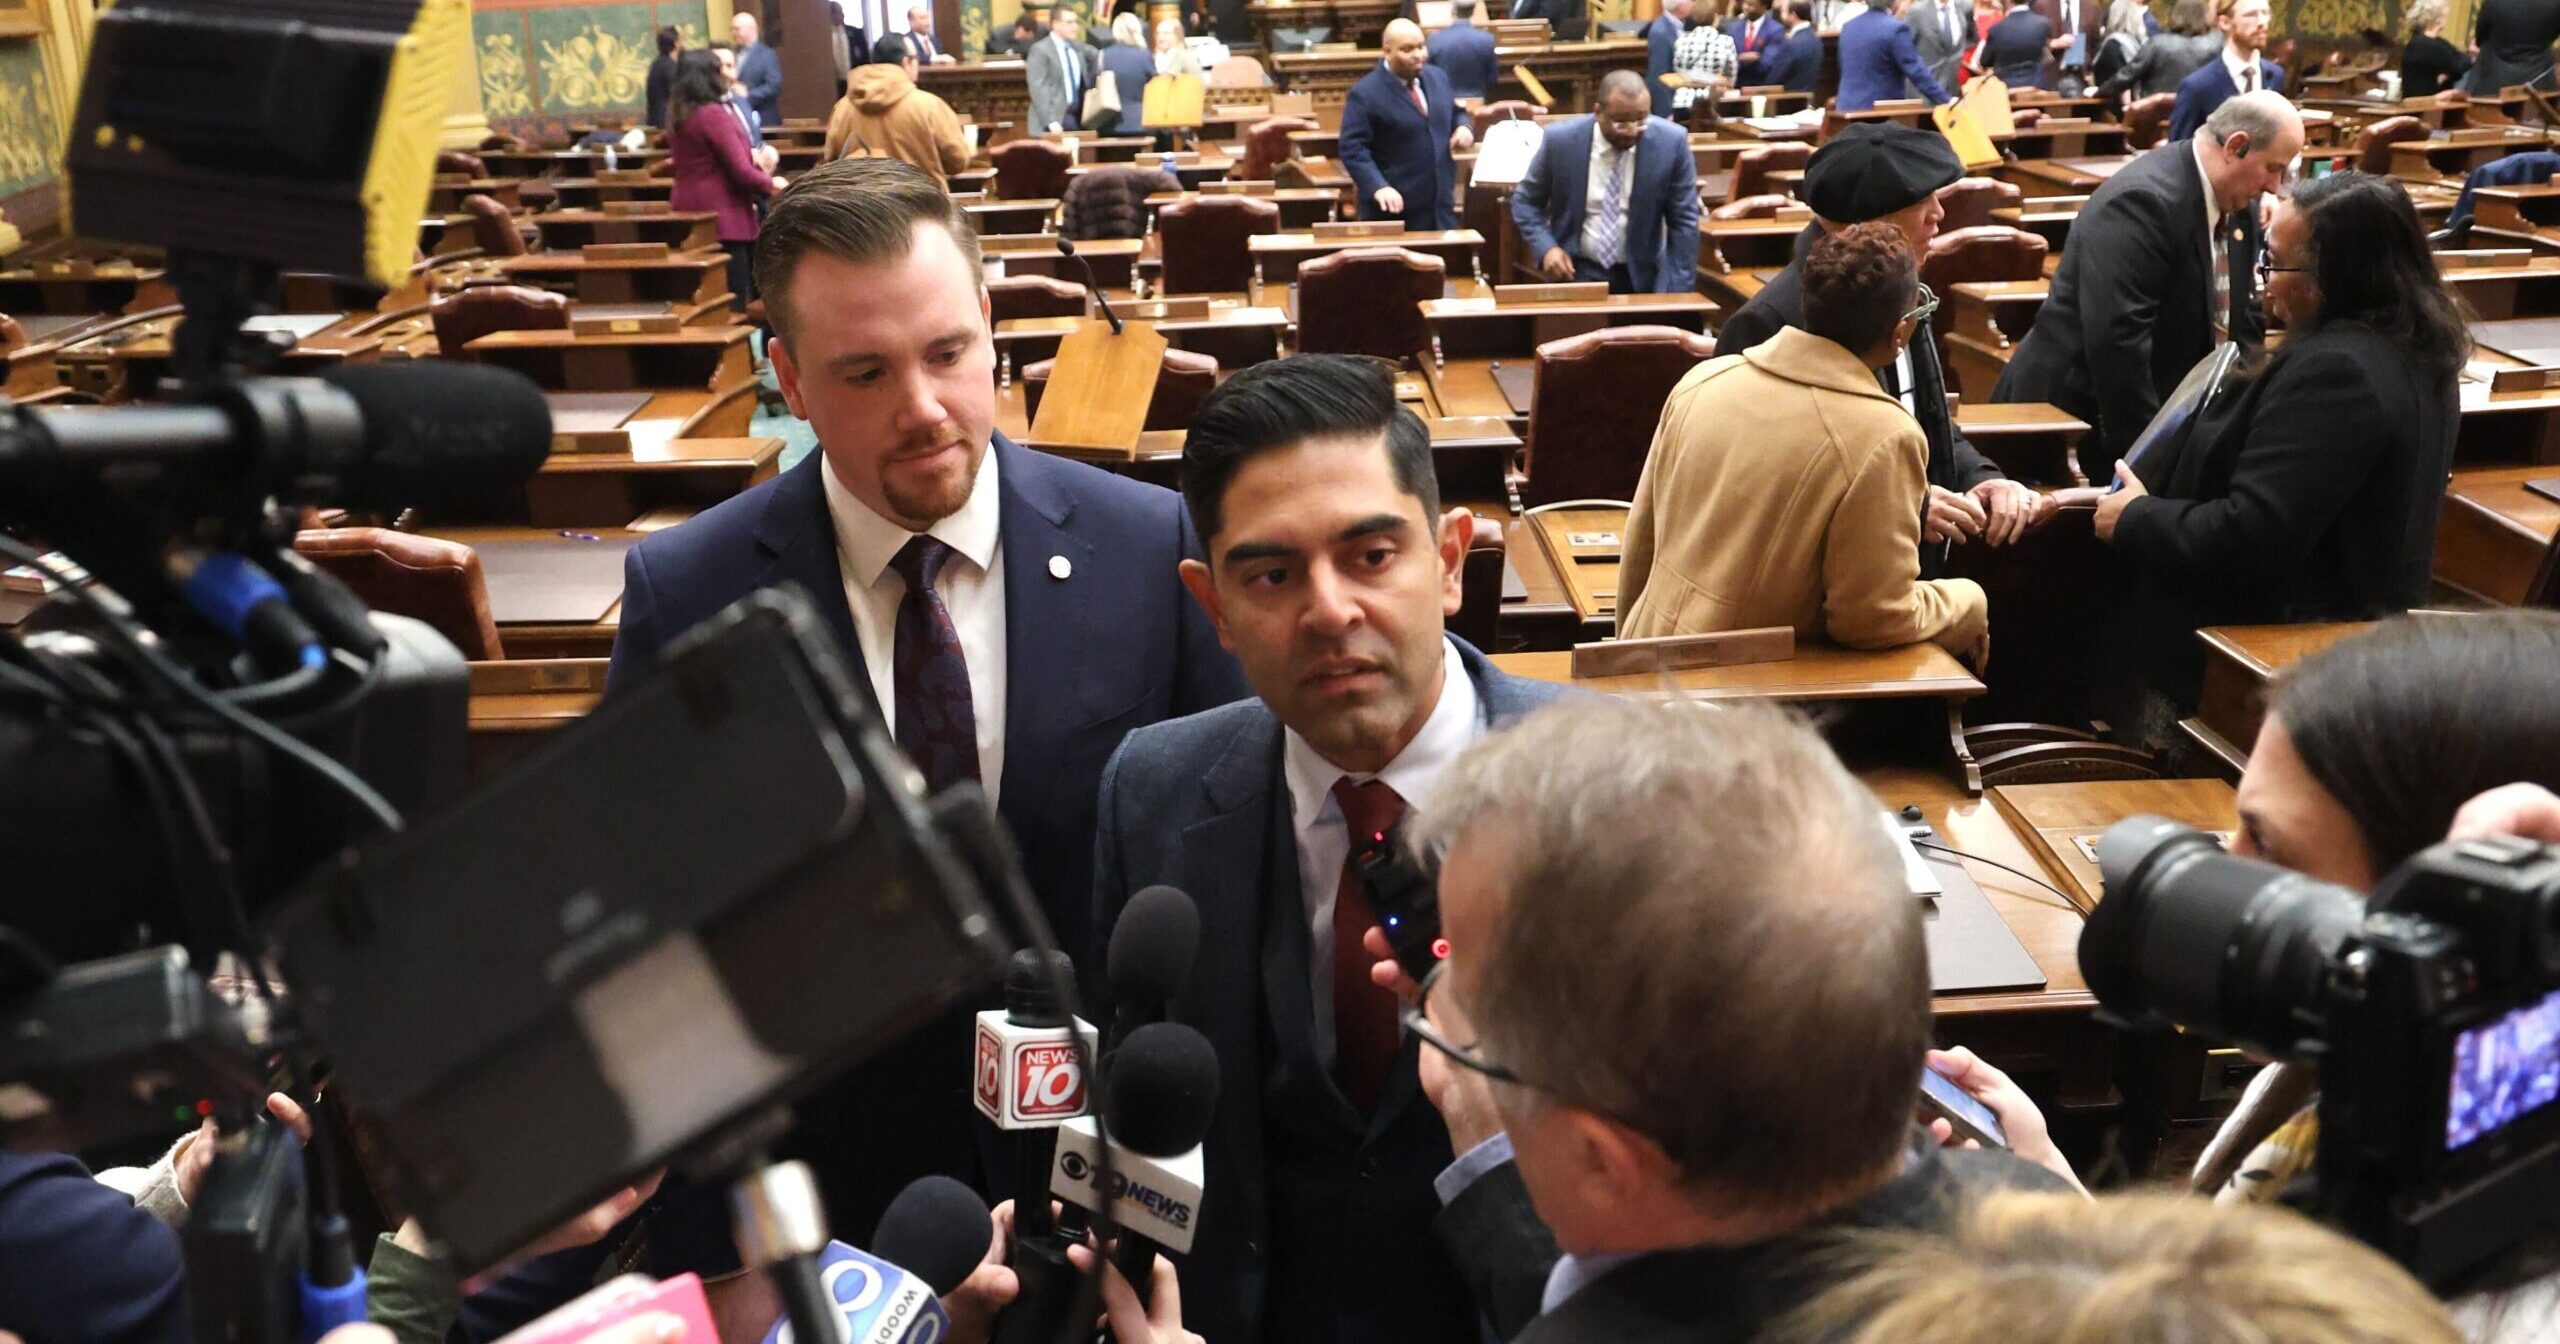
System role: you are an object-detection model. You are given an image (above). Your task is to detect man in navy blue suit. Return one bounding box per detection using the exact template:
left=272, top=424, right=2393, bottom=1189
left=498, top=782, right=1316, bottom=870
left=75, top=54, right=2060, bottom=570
left=1426, top=0, right=1499, bottom=99
left=2166, top=0, right=2281, bottom=140
left=1726, top=0, right=1785, bottom=76
left=1340, top=20, right=1474, bottom=229
left=731, top=9, right=784, bottom=127
left=1644, top=0, right=1691, bottom=118
left=607, top=158, right=1245, bottom=1240
left=1092, top=354, right=1570, bottom=1344
left=1511, top=71, right=1699, bottom=293
left=1836, top=0, right=1951, bottom=110
left=1763, top=0, right=1823, bottom=92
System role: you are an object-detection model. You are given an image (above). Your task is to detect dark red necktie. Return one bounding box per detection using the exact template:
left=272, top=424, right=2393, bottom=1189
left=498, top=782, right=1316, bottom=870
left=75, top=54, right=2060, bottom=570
left=1331, top=778, right=1408, bottom=1112
left=890, top=535, right=980, bottom=793
left=1409, top=79, right=1427, bottom=116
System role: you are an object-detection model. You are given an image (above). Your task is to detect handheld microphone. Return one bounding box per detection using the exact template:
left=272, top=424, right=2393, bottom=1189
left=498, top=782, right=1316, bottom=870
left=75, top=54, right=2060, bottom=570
left=1103, top=886, right=1199, bottom=1057
left=1053, top=1022, right=1218, bottom=1306
left=1054, top=237, right=1126, bottom=336
left=978, top=949, right=1100, bottom=1344
left=873, top=1175, right=996, bottom=1297
left=756, top=1241, right=955, bottom=1344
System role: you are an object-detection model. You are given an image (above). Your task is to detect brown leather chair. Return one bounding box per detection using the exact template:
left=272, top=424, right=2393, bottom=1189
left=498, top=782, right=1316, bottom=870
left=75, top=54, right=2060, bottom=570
left=1521, top=325, right=1715, bottom=507
left=2008, top=106, right=2046, bottom=130
left=293, top=528, right=505, bottom=660
left=1468, top=101, right=1544, bottom=137
left=1293, top=247, right=1444, bottom=361
left=1920, top=225, right=2048, bottom=290
left=461, top=193, right=531, bottom=258
left=1726, top=142, right=1812, bottom=204
left=0, top=313, right=24, bottom=358
left=517, top=178, right=560, bottom=213
left=1935, top=177, right=2021, bottom=233
left=478, top=132, right=529, bottom=152
left=1209, top=54, right=1273, bottom=92
left=2355, top=114, right=2428, bottom=176
left=1157, top=194, right=1281, bottom=294
left=1450, top=512, right=1509, bottom=652
left=430, top=283, right=571, bottom=359
left=993, top=140, right=1075, bottom=201
left=1709, top=193, right=1793, bottom=220
left=1021, top=347, right=1220, bottom=430
left=1240, top=116, right=1320, bottom=180
left=2124, top=91, right=2176, bottom=151
left=987, top=275, right=1089, bottom=324
left=436, top=149, right=488, bottom=178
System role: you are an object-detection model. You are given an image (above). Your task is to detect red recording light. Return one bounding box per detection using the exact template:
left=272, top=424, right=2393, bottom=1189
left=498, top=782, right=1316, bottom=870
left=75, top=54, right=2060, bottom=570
left=195, top=1099, right=214, bottom=1117
left=1430, top=937, right=1451, bottom=960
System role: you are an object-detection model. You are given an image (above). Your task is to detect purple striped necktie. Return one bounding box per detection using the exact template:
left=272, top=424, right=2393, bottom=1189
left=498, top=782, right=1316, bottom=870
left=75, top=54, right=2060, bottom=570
left=890, top=534, right=980, bottom=793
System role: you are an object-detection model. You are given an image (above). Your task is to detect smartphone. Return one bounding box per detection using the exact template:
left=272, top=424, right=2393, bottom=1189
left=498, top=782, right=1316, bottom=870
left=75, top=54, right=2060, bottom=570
left=1918, top=1067, right=2008, bottom=1149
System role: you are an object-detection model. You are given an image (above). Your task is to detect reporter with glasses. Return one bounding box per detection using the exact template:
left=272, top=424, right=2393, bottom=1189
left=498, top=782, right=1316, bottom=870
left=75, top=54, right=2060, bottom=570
left=1369, top=697, right=2071, bottom=1344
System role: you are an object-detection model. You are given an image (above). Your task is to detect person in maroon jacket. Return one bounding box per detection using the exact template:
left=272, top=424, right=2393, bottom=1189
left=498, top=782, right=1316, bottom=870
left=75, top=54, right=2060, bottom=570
left=666, top=48, right=786, bottom=310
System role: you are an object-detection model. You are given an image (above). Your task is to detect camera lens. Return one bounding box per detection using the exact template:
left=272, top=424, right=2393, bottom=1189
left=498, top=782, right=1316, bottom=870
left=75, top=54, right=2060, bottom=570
left=2080, top=816, right=2367, bottom=1060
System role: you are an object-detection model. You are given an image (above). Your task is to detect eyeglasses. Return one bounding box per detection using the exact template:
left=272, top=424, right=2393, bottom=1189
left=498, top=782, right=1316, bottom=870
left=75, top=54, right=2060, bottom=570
left=1401, top=961, right=1527, bottom=1087
left=2254, top=253, right=2303, bottom=287
left=1902, top=281, right=1940, bottom=327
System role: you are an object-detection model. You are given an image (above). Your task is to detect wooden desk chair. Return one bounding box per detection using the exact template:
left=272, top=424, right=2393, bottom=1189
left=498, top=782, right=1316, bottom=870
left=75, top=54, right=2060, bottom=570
left=2123, top=91, right=2177, bottom=151
left=294, top=528, right=505, bottom=660
left=994, top=140, right=1076, bottom=201
left=1936, top=177, right=2022, bottom=233
left=1210, top=54, right=1274, bottom=94
left=2009, top=106, right=2046, bottom=130
left=1451, top=512, right=1510, bottom=652
left=1709, top=194, right=1795, bottom=220
left=437, top=149, right=488, bottom=179
left=1022, top=346, right=1220, bottom=429
left=1158, top=194, right=1281, bottom=294
left=1241, top=116, right=1321, bottom=181
left=1727, top=143, right=1812, bottom=205
left=1520, top=325, right=1715, bottom=509
left=461, top=193, right=533, bottom=258
left=1921, top=227, right=2048, bottom=399
left=1468, top=101, right=1544, bottom=138
left=1061, top=167, right=1181, bottom=241
left=2355, top=114, right=2430, bottom=176
left=1293, top=246, right=1444, bottom=361
left=430, top=284, right=571, bottom=359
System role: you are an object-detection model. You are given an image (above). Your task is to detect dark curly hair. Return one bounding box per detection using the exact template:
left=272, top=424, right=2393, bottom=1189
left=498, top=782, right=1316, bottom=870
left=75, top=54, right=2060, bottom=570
left=1801, top=222, right=1917, bottom=358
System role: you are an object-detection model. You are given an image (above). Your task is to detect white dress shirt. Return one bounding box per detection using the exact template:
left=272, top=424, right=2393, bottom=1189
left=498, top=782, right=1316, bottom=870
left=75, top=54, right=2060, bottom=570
left=1281, top=638, right=1482, bottom=1066
left=2220, top=41, right=2259, bottom=91
left=820, top=445, right=1010, bottom=804
left=1577, top=131, right=1636, bottom=266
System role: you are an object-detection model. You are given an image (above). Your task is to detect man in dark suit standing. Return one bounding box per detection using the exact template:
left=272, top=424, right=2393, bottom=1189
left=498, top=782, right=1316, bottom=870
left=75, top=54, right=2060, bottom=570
left=1092, top=354, right=1569, bottom=1344
left=1644, top=0, right=1692, bottom=118
left=608, top=159, right=1245, bottom=1238
left=1980, top=0, right=2057, bottom=87
left=1428, top=0, right=1500, bottom=99
left=2166, top=0, right=2282, bottom=139
left=731, top=9, right=784, bottom=126
left=1718, top=124, right=2048, bottom=573
left=1510, top=0, right=1589, bottom=39
left=1510, top=71, right=1699, bottom=294
left=1836, top=0, right=1952, bottom=109
left=1763, top=0, right=1823, bottom=92
left=1341, top=20, right=1474, bottom=229
left=1391, top=698, right=2080, bottom=1344
left=1027, top=6, right=1100, bottom=130
left=1993, top=90, right=2301, bottom=475
left=1905, top=0, right=1971, bottom=93
left=1725, top=0, right=1785, bottom=74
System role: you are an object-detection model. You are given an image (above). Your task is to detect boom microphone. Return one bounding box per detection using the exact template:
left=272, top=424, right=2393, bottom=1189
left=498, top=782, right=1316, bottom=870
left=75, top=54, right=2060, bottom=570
left=1054, top=1022, right=1218, bottom=1307
left=1055, top=237, right=1126, bottom=336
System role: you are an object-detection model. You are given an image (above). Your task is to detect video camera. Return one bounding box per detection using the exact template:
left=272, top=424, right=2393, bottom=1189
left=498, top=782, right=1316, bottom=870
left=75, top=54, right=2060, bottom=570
left=2082, top=818, right=2560, bottom=1289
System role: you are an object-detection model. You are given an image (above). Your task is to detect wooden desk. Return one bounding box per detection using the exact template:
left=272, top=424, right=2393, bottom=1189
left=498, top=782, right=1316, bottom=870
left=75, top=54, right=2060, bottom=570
left=2440, top=257, right=2560, bottom=321
left=992, top=304, right=1290, bottom=377
left=2435, top=464, right=2560, bottom=605
left=2000, top=155, right=2133, bottom=195
left=467, top=658, right=606, bottom=775
left=427, top=177, right=526, bottom=213
left=984, top=235, right=1143, bottom=287
left=962, top=197, right=1061, bottom=236
left=1250, top=229, right=1486, bottom=283
left=425, top=524, right=647, bottom=660
left=2390, top=129, right=2553, bottom=185
left=524, top=435, right=784, bottom=529
left=1071, top=154, right=1235, bottom=190
left=1941, top=279, right=2047, bottom=400
left=1952, top=403, right=2091, bottom=485
left=1028, top=415, right=1521, bottom=497
left=1997, top=121, right=2129, bottom=161
left=1040, top=133, right=1157, bottom=164
left=1143, top=188, right=1342, bottom=230
left=917, top=62, right=1036, bottom=142
left=545, top=177, right=678, bottom=209
left=1247, top=0, right=1401, bottom=51
left=1992, top=197, right=2086, bottom=254
left=1272, top=39, right=1650, bottom=126
left=530, top=210, right=720, bottom=253
left=2459, top=324, right=2560, bottom=461
left=0, top=262, right=172, bottom=318
left=2180, top=622, right=2374, bottom=774
left=1989, top=777, right=2240, bottom=915
left=55, top=311, right=382, bottom=402
left=493, top=251, right=732, bottom=316
left=1422, top=291, right=1717, bottom=362
left=1700, top=214, right=1811, bottom=275
left=465, top=325, right=755, bottom=393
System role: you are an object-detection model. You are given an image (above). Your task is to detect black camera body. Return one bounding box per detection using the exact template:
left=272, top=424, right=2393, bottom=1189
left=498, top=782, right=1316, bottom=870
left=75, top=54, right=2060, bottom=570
left=2087, top=818, right=2560, bottom=1288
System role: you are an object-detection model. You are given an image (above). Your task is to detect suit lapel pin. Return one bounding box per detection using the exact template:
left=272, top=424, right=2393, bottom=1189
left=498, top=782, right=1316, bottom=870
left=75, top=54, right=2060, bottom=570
left=1050, top=554, right=1073, bottom=580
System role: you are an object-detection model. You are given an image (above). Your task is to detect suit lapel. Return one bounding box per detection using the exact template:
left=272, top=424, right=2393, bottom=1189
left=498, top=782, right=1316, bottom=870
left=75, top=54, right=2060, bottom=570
left=753, top=453, right=873, bottom=714
left=992, top=436, right=1102, bottom=807
left=1556, top=121, right=1592, bottom=241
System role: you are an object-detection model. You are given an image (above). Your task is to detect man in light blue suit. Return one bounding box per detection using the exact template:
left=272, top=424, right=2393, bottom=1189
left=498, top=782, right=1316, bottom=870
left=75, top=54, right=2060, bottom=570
left=1509, top=70, right=1699, bottom=293
left=1836, top=0, right=1951, bottom=110
left=1092, top=353, right=1572, bottom=1344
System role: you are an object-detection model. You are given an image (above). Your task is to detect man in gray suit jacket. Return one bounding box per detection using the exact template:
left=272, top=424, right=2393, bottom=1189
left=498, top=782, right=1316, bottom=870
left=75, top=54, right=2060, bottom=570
left=1905, top=0, right=1971, bottom=95
left=1092, top=354, right=1569, bottom=1344
left=1026, top=7, right=1100, bottom=131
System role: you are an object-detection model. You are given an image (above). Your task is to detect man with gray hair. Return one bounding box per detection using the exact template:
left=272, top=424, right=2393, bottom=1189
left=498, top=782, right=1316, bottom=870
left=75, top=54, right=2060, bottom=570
left=1993, top=89, right=2300, bottom=476
left=1395, top=698, right=2073, bottom=1342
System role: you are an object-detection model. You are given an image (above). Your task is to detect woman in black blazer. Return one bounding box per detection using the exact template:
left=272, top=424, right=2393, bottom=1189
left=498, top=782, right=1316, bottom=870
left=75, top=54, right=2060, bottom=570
left=2094, top=171, right=2466, bottom=705
left=2402, top=0, right=2474, bottom=96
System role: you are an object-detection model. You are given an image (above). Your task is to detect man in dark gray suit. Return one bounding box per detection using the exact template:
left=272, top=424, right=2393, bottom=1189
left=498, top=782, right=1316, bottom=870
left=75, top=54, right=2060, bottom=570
left=1027, top=6, right=1100, bottom=130
left=1905, top=0, right=1971, bottom=95
left=1395, top=698, right=2081, bottom=1343
left=1092, top=354, right=1567, bottom=1344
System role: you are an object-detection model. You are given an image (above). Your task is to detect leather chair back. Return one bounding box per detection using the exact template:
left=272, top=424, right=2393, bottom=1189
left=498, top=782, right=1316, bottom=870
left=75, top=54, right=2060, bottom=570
left=1450, top=512, right=1509, bottom=651
left=1157, top=194, right=1281, bottom=294
left=430, top=283, right=571, bottom=359
left=1293, top=247, right=1444, bottom=360
left=987, top=275, right=1089, bottom=324
left=1726, top=142, right=1812, bottom=204
left=993, top=140, right=1075, bottom=200
left=1022, top=346, right=1220, bottom=429
left=2356, top=114, right=2428, bottom=175
left=1920, top=224, right=2048, bottom=290
left=1061, top=167, right=1181, bottom=241
left=1241, top=116, right=1320, bottom=180
left=2124, top=91, right=2176, bottom=150
left=293, top=528, right=505, bottom=660
left=1468, top=101, right=1544, bottom=136
left=1709, top=194, right=1793, bottom=220
left=1209, top=55, right=1273, bottom=91
left=2009, top=106, right=2046, bottom=129
left=436, top=149, right=488, bottom=178
left=1935, top=176, right=2021, bottom=233
left=1522, top=324, right=1715, bottom=507
left=462, top=193, right=530, bottom=257
left=0, top=313, right=24, bottom=357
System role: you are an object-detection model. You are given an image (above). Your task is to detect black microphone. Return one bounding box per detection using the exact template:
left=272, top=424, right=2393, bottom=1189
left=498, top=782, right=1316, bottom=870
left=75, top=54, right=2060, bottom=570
left=1104, top=886, right=1199, bottom=1057
left=1054, top=237, right=1126, bottom=336
left=873, top=1175, right=997, bottom=1298
left=981, top=949, right=1100, bottom=1344
left=1084, top=1022, right=1218, bottom=1310
left=0, top=361, right=552, bottom=516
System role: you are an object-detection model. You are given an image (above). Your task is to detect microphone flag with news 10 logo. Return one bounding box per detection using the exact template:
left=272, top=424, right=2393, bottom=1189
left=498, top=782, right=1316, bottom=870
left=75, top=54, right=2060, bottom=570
left=974, top=1009, right=1100, bottom=1128
left=760, top=1242, right=951, bottom=1344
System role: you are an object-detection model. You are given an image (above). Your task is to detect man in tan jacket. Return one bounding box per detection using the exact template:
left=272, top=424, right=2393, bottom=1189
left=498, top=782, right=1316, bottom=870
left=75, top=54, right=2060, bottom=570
left=822, top=34, right=972, bottom=184
left=1619, top=223, right=1989, bottom=661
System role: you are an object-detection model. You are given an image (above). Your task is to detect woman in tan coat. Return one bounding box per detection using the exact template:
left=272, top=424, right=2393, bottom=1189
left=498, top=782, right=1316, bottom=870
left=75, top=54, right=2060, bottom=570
left=1619, top=223, right=1989, bottom=661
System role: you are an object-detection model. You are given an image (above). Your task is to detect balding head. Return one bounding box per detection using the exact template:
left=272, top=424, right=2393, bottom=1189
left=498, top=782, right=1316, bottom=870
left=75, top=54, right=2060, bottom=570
left=2197, top=89, right=2302, bottom=212
left=1384, top=18, right=1428, bottom=76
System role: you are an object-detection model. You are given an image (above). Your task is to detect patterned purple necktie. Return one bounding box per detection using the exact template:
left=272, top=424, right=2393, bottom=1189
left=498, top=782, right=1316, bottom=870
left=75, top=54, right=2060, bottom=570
left=890, top=535, right=980, bottom=793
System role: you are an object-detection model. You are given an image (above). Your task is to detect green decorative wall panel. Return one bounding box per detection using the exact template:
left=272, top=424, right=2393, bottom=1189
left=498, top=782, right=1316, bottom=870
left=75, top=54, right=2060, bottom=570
left=475, top=0, right=712, bottom=138
left=0, top=39, right=62, bottom=202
